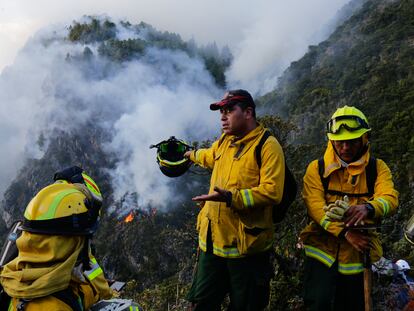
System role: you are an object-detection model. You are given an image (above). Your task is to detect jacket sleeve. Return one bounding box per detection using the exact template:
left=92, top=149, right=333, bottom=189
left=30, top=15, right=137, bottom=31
left=188, top=135, right=223, bottom=170
left=366, top=159, right=399, bottom=218
left=81, top=255, right=113, bottom=310
left=230, top=137, right=285, bottom=210
left=303, top=160, right=345, bottom=237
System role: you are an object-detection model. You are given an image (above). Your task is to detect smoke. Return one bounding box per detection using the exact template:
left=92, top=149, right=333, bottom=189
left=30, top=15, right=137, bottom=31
left=0, top=19, right=221, bottom=210
left=0, top=0, right=353, bottom=209
left=225, top=0, right=349, bottom=95
left=1, top=0, right=349, bottom=96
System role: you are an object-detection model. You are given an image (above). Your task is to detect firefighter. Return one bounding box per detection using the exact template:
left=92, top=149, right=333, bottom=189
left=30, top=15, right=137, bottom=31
left=0, top=166, right=113, bottom=310
left=300, top=106, right=399, bottom=310
left=184, top=90, right=286, bottom=310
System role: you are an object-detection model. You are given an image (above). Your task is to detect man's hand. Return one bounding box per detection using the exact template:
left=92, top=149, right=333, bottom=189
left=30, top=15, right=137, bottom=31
left=345, top=230, right=371, bottom=252
left=344, top=204, right=369, bottom=227
left=184, top=151, right=192, bottom=159
left=192, top=187, right=232, bottom=205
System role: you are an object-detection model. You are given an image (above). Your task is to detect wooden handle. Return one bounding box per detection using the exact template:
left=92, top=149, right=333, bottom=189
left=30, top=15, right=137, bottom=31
left=364, top=268, right=372, bottom=311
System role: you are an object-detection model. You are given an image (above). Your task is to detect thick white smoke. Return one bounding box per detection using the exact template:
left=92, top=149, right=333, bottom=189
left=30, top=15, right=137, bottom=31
left=1, top=0, right=349, bottom=95
left=0, top=0, right=352, bottom=209
left=0, top=19, right=221, bottom=209
left=225, top=0, right=349, bottom=95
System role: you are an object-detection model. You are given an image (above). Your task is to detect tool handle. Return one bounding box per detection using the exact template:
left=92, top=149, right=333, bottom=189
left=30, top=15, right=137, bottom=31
left=364, top=267, right=373, bottom=311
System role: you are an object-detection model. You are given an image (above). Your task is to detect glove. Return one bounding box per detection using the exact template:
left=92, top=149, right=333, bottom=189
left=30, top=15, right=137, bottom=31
left=335, top=195, right=350, bottom=211
left=323, top=196, right=350, bottom=221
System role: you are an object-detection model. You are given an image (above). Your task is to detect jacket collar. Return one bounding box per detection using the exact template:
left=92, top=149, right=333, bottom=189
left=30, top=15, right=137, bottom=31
left=229, top=123, right=263, bottom=144
left=322, top=141, right=371, bottom=178
left=226, top=124, right=264, bottom=159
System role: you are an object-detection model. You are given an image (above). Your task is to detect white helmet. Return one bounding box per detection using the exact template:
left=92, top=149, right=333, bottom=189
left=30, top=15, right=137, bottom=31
left=396, top=259, right=411, bottom=271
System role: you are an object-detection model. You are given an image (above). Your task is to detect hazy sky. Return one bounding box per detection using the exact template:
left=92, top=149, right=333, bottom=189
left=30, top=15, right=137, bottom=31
left=1, top=0, right=348, bottom=92
left=0, top=0, right=352, bottom=209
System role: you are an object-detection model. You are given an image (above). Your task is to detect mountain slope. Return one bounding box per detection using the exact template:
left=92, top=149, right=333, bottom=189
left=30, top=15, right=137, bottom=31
left=0, top=2, right=413, bottom=309
left=261, top=0, right=413, bottom=200
left=258, top=0, right=414, bottom=309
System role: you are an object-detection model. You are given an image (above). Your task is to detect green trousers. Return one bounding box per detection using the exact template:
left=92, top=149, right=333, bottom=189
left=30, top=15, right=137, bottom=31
left=186, top=249, right=272, bottom=311
left=303, top=257, right=365, bottom=311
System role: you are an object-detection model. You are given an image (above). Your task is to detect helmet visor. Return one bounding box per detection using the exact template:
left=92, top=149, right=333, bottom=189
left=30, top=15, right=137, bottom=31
left=327, top=115, right=370, bottom=134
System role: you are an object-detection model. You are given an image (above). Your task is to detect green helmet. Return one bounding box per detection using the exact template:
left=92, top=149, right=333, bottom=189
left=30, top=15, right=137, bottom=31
left=326, top=106, right=371, bottom=141
left=150, top=136, right=192, bottom=178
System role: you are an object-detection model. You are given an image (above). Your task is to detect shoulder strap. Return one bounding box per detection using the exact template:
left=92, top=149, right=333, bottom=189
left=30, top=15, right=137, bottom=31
left=255, top=130, right=271, bottom=168
left=52, top=288, right=82, bottom=311
left=318, top=158, right=329, bottom=193
left=318, top=156, right=378, bottom=197
left=366, top=156, right=377, bottom=196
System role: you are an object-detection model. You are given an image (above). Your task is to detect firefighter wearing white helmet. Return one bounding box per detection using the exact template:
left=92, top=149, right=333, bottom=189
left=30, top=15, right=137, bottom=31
left=300, top=106, right=399, bottom=310
left=0, top=167, right=113, bottom=311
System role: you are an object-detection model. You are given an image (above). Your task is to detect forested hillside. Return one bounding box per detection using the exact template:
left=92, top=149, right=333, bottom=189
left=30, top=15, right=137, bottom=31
left=0, top=0, right=413, bottom=310
left=257, top=0, right=414, bottom=309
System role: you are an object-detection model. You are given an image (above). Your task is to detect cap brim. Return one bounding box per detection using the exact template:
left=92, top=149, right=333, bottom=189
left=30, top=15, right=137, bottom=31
left=210, top=103, right=221, bottom=110
left=210, top=100, right=235, bottom=111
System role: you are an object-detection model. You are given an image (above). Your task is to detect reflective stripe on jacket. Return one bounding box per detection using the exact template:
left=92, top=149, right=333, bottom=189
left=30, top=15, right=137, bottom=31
left=300, top=142, right=399, bottom=274
left=189, top=125, right=285, bottom=257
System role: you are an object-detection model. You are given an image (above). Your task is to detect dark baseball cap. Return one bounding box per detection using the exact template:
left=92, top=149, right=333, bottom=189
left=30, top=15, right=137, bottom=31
left=210, top=89, right=255, bottom=111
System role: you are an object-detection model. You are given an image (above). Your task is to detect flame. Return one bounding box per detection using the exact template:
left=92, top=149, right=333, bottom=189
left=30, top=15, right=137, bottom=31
left=124, top=212, right=134, bottom=223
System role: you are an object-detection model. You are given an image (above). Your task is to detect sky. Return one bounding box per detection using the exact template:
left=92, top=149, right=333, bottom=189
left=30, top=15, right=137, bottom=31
left=0, top=0, right=350, bottom=210
left=0, top=0, right=349, bottom=94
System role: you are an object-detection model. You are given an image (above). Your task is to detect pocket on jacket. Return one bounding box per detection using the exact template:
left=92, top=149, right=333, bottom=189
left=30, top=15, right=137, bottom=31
left=237, top=221, right=272, bottom=255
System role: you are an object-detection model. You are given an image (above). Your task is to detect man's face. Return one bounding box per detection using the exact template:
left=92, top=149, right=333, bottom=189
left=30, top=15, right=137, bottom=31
left=220, top=104, right=251, bottom=136
left=332, top=138, right=363, bottom=163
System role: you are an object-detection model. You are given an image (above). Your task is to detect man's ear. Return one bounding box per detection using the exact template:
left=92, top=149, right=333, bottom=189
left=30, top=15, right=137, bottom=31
left=244, top=107, right=254, bottom=119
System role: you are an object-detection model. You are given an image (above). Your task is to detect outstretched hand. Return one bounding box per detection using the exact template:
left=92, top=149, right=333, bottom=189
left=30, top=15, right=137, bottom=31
left=184, top=151, right=192, bottom=159
left=192, top=187, right=231, bottom=204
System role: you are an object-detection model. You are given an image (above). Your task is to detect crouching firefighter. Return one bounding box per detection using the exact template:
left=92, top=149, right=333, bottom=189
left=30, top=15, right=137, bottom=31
left=0, top=166, right=113, bottom=310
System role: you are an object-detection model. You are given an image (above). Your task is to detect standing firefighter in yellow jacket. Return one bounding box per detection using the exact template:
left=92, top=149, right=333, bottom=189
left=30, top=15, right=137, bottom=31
left=0, top=166, right=113, bottom=310
left=184, top=90, right=285, bottom=311
left=300, top=106, right=399, bottom=310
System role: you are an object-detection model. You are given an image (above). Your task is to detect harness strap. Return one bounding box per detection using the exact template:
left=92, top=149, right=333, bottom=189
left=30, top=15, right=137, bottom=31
left=16, top=299, right=30, bottom=311
left=255, top=130, right=271, bottom=168
left=318, top=156, right=377, bottom=198
left=52, top=288, right=82, bottom=311
left=318, top=158, right=329, bottom=193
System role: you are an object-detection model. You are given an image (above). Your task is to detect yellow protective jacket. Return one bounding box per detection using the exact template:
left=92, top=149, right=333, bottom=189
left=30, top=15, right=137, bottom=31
left=189, top=125, right=285, bottom=257
left=1, top=232, right=112, bottom=310
left=300, top=142, right=399, bottom=274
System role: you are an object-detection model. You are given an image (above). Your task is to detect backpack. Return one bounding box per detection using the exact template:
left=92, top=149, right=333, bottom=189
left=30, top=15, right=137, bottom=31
left=317, top=156, right=377, bottom=198
left=255, top=131, right=298, bottom=223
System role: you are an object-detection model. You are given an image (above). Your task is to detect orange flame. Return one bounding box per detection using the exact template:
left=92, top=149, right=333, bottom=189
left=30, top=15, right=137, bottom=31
left=124, top=212, right=134, bottom=223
